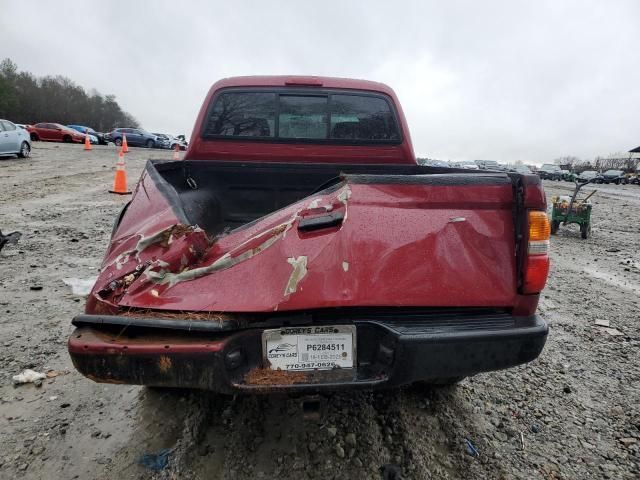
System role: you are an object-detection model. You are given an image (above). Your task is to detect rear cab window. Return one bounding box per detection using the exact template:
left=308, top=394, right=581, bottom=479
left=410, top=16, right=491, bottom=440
left=203, top=89, right=401, bottom=143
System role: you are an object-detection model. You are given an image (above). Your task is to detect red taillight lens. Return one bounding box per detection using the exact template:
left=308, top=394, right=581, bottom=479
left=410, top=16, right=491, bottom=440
left=522, top=211, right=550, bottom=294
left=523, top=254, right=550, bottom=293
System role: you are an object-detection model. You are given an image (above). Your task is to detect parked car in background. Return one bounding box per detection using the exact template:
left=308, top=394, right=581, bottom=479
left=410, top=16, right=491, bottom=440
left=420, top=159, right=450, bottom=168
left=152, top=133, right=189, bottom=151
left=537, top=164, right=563, bottom=180
left=67, top=125, right=108, bottom=145
left=174, top=135, right=188, bottom=151
left=510, top=165, right=532, bottom=174
left=27, top=123, right=86, bottom=143
left=597, top=169, right=627, bottom=184
left=475, top=159, right=502, bottom=170
left=577, top=170, right=599, bottom=183
left=105, top=128, right=160, bottom=148
left=151, top=133, right=169, bottom=149
left=0, top=119, right=31, bottom=158
left=456, top=161, right=480, bottom=169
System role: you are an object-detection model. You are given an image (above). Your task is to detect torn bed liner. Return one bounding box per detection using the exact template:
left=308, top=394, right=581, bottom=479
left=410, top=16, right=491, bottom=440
left=88, top=160, right=519, bottom=315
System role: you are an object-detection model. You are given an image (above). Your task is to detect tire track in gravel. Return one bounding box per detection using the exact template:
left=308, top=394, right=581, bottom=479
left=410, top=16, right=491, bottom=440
left=149, top=387, right=501, bottom=480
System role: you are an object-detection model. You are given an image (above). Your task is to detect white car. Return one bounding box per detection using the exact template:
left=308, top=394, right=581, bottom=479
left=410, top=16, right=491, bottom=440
left=457, top=161, right=480, bottom=170
left=0, top=119, right=31, bottom=158
left=152, top=132, right=188, bottom=150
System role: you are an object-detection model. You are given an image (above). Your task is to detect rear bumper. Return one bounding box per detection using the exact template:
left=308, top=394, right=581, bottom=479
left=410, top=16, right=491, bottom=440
left=68, top=313, right=548, bottom=394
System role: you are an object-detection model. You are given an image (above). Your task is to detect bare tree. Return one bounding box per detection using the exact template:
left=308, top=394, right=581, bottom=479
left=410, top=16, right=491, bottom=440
left=553, top=156, right=580, bottom=167
left=0, top=57, right=139, bottom=130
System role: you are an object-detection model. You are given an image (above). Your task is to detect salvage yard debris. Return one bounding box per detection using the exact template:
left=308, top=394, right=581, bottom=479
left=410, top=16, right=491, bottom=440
left=12, top=369, right=46, bottom=386
left=138, top=448, right=171, bottom=471
left=464, top=437, right=479, bottom=457
left=599, top=327, right=624, bottom=336
left=0, top=229, right=21, bottom=252
left=62, top=276, right=98, bottom=296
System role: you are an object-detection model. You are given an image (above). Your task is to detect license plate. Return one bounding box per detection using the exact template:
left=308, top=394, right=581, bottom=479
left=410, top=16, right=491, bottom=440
left=262, top=325, right=356, bottom=371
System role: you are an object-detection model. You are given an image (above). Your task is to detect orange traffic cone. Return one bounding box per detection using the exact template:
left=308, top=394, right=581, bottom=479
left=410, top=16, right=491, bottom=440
left=122, top=134, right=129, bottom=153
left=172, top=143, right=180, bottom=160
left=84, top=131, right=92, bottom=151
left=109, top=149, right=132, bottom=195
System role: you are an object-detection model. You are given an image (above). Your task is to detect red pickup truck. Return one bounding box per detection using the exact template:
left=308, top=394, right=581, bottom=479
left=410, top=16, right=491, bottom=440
left=68, top=76, right=550, bottom=393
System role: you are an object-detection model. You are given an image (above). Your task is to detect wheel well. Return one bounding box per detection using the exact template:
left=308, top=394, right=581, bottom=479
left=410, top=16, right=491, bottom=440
left=30, top=133, right=39, bottom=141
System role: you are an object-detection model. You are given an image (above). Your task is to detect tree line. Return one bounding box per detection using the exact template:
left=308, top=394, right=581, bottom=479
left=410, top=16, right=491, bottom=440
left=554, top=154, right=639, bottom=172
left=0, top=58, right=139, bottom=132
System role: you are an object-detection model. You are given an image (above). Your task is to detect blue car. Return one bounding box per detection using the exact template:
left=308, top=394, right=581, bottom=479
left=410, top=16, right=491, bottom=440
left=105, top=128, right=160, bottom=148
left=67, top=125, right=107, bottom=145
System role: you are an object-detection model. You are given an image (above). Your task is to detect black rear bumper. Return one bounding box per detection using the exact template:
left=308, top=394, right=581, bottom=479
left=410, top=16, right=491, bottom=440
left=68, top=312, right=548, bottom=394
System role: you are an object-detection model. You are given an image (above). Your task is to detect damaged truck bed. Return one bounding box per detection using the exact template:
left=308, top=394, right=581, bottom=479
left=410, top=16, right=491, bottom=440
left=69, top=76, right=550, bottom=393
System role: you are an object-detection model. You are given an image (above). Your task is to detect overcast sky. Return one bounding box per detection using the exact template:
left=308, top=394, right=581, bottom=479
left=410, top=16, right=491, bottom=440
left=2, top=0, right=639, bottom=164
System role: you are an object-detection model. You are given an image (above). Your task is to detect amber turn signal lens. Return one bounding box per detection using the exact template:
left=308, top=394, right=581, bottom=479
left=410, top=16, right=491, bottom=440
left=523, top=210, right=551, bottom=293
left=529, top=211, right=550, bottom=241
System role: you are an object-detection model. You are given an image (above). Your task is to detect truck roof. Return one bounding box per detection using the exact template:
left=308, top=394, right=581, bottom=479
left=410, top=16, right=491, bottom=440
left=209, top=75, right=397, bottom=96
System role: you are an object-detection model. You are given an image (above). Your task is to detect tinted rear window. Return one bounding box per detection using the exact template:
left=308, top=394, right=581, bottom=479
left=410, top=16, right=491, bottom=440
left=203, top=90, right=400, bottom=143
left=279, top=95, right=327, bottom=139
left=329, top=94, right=399, bottom=140
left=206, top=92, right=276, bottom=138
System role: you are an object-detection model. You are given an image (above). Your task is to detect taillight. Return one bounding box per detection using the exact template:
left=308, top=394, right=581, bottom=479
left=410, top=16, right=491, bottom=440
left=523, top=210, right=550, bottom=293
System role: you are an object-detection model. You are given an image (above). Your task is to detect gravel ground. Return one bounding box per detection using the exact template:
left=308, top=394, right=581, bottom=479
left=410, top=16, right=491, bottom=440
left=1, top=143, right=638, bottom=479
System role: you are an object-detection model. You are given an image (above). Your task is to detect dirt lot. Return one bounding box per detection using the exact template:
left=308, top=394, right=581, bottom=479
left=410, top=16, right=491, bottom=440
left=1, top=143, right=639, bottom=479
